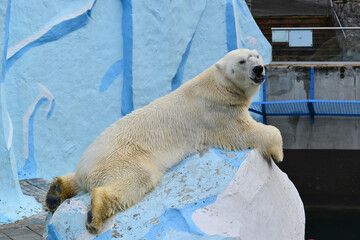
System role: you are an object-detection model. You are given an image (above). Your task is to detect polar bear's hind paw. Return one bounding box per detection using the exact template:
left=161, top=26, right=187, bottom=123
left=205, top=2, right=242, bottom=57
left=46, top=172, right=83, bottom=213
left=46, top=182, right=64, bottom=213
left=85, top=200, right=102, bottom=234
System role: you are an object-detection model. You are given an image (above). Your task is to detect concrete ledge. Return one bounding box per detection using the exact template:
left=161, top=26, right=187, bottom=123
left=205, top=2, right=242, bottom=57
left=268, top=61, right=360, bottom=67
left=46, top=150, right=305, bottom=240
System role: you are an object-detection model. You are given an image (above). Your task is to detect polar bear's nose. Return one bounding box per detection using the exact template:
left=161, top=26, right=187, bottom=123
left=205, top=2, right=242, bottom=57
left=252, top=65, right=264, bottom=76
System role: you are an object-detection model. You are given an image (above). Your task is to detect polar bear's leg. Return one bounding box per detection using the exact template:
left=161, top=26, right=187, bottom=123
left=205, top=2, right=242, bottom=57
left=46, top=172, right=84, bottom=213
left=242, top=122, right=284, bottom=162
left=85, top=165, right=162, bottom=233
left=218, top=120, right=283, bottom=163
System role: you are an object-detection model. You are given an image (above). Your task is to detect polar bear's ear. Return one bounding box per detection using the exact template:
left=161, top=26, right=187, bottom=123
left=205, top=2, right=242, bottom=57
left=215, top=60, right=225, bottom=72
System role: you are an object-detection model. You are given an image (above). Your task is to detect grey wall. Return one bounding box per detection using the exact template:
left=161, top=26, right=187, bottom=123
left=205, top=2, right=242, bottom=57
left=332, top=1, right=360, bottom=60
left=252, top=0, right=329, bottom=16
left=265, top=65, right=360, bottom=149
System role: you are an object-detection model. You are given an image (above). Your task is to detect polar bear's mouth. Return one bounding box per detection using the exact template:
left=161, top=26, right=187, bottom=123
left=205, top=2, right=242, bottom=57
left=251, top=75, right=265, bottom=84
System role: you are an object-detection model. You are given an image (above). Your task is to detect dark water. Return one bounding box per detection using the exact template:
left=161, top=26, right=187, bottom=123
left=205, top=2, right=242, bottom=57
left=305, top=207, right=360, bottom=240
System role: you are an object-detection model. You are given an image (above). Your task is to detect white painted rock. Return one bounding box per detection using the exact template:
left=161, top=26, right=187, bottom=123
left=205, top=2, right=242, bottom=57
left=47, top=150, right=305, bottom=240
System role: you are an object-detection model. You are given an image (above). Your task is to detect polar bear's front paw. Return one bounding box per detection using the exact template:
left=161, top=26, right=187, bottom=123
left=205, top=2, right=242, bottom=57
left=267, top=140, right=283, bottom=163
left=270, top=149, right=283, bottom=163
left=262, top=146, right=283, bottom=163
left=262, top=126, right=283, bottom=163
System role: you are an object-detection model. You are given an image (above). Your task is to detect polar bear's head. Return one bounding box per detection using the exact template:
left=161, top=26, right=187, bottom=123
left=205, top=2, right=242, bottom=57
left=215, top=49, right=265, bottom=93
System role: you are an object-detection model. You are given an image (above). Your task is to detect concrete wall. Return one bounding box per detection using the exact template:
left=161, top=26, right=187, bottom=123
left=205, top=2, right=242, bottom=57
left=333, top=0, right=360, bottom=60
left=265, top=65, right=360, bottom=149
left=0, top=0, right=43, bottom=224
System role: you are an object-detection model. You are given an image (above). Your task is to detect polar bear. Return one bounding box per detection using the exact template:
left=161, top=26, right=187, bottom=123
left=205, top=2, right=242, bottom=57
left=46, top=49, right=283, bottom=233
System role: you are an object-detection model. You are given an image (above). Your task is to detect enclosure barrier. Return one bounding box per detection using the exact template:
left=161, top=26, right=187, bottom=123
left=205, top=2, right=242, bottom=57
left=250, top=67, right=360, bottom=124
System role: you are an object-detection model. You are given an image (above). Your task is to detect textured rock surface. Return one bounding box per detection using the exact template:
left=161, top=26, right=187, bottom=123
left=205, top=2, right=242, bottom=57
left=193, top=150, right=305, bottom=240
left=47, top=150, right=305, bottom=240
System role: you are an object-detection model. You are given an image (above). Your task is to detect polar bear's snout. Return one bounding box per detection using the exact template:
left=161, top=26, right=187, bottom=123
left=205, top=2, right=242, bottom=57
left=251, top=65, right=265, bottom=84
left=253, top=65, right=263, bottom=76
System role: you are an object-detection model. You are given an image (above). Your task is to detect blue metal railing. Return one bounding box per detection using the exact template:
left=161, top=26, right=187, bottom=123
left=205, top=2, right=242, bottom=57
left=249, top=67, right=360, bottom=124
left=250, top=99, right=360, bottom=121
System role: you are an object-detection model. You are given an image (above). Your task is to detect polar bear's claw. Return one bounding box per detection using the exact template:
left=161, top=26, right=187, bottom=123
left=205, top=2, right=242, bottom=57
left=85, top=223, right=100, bottom=234
left=85, top=221, right=100, bottom=234
left=86, top=202, right=93, bottom=224
left=271, top=155, right=279, bottom=163
left=46, top=194, right=61, bottom=211
left=85, top=202, right=102, bottom=234
left=46, top=173, right=83, bottom=213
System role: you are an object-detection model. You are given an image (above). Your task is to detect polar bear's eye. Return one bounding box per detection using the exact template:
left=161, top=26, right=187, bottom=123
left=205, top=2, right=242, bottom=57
left=256, top=55, right=259, bottom=59
left=239, top=60, right=246, bottom=64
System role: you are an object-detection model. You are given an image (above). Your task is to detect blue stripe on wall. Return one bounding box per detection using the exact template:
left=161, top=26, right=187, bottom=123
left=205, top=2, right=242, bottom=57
left=99, top=59, right=123, bottom=92
left=171, top=36, right=194, bottom=91
left=226, top=0, right=237, bottom=52
left=240, top=39, right=246, bottom=48
left=47, top=99, right=56, bottom=120
left=120, top=0, right=134, bottom=117
left=6, top=11, right=92, bottom=74
left=171, top=3, right=207, bottom=91
left=18, top=97, right=55, bottom=180
left=4, top=1, right=97, bottom=77
left=1, top=0, right=11, bottom=83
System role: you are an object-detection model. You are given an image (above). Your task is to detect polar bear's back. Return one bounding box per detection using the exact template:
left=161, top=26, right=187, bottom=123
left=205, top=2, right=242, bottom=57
left=75, top=79, right=209, bottom=190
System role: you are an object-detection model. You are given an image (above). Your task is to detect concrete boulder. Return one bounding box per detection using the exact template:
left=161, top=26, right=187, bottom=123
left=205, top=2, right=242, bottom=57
left=47, top=150, right=305, bottom=240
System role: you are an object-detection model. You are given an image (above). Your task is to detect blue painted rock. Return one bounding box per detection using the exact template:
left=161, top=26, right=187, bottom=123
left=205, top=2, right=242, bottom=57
left=47, top=150, right=305, bottom=240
